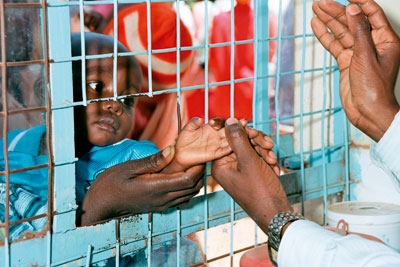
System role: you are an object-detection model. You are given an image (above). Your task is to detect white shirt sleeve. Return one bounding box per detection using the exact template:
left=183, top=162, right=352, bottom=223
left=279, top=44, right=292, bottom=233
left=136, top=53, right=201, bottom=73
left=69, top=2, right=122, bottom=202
left=370, top=111, right=400, bottom=192
left=278, top=220, right=400, bottom=267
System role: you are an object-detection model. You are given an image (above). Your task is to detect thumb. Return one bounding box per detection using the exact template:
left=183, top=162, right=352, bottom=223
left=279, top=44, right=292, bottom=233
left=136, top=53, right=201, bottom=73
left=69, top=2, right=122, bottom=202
left=225, top=118, right=259, bottom=166
left=130, top=145, right=175, bottom=174
left=346, top=4, right=376, bottom=59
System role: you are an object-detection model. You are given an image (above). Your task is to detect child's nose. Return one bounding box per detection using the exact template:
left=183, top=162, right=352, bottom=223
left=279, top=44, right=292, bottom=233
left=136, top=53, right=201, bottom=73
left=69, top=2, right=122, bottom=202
left=102, top=100, right=123, bottom=115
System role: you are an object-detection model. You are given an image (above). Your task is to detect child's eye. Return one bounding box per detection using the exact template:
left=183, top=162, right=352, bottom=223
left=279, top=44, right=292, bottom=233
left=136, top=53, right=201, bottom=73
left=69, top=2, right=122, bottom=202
left=119, top=97, right=134, bottom=107
left=88, top=81, right=104, bottom=92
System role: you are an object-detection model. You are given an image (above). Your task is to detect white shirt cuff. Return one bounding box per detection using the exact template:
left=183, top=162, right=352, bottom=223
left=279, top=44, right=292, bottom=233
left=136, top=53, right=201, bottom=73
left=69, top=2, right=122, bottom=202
left=370, top=111, right=400, bottom=192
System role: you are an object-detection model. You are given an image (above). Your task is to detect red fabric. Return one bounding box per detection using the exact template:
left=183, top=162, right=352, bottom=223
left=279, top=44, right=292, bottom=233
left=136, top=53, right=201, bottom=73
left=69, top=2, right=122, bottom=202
left=207, top=3, right=277, bottom=120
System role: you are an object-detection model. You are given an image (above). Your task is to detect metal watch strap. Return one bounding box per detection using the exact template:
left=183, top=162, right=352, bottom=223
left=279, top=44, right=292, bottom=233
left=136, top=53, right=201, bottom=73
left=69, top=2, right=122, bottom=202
left=267, top=211, right=304, bottom=266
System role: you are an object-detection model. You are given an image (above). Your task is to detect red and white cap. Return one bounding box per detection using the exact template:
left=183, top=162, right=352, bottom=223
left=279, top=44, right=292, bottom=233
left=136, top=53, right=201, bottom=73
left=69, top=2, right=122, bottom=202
left=104, top=3, right=193, bottom=91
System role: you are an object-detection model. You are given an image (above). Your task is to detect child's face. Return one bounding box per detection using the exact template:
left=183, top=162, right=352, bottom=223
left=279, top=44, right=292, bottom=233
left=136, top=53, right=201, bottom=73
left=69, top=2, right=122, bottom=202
left=80, top=53, right=141, bottom=147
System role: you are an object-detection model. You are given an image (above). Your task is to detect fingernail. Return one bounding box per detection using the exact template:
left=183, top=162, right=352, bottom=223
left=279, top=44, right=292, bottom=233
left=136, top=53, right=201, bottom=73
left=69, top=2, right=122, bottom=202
left=225, top=117, right=239, bottom=125
left=269, top=150, right=277, bottom=160
left=347, top=4, right=361, bottom=15
left=264, top=136, right=274, bottom=145
left=162, top=146, right=172, bottom=157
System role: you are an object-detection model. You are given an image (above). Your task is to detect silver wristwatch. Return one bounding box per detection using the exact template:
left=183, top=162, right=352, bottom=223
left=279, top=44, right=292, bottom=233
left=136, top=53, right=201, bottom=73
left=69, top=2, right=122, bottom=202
left=267, top=211, right=304, bottom=266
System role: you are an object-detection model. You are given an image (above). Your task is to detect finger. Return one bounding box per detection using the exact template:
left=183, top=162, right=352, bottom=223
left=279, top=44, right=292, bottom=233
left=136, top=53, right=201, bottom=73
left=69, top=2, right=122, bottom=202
left=254, top=147, right=278, bottom=165
left=317, top=0, right=348, bottom=25
left=272, top=164, right=281, bottom=177
left=125, top=146, right=176, bottom=175
left=345, top=3, right=376, bottom=61
left=313, top=0, right=354, bottom=49
left=311, top=17, right=344, bottom=60
left=159, top=175, right=204, bottom=209
left=245, top=126, right=261, bottom=139
left=348, top=0, right=391, bottom=31
left=159, top=165, right=205, bottom=192
left=247, top=128, right=275, bottom=150
left=209, top=117, right=224, bottom=130
left=348, top=1, right=400, bottom=79
left=184, top=117, right=204, bottom=131
left=224, top=118, right=259, bottom=167
left=169, top=192, right=201, bottom=209
left=239, top=118, right=248, bottom=127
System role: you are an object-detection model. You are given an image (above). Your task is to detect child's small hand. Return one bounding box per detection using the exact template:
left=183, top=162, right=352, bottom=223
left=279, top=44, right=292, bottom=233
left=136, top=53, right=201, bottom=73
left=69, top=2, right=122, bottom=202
left=167, top=117, right=231, bottom=172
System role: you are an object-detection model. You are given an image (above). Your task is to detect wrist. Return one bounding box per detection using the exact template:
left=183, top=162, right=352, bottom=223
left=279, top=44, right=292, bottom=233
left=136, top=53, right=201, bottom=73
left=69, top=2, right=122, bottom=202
left=79, top=191, right=116, bottom=226
left=267, top=211, right=304, bottom=266
left=364, top=105, right=399, bottom=142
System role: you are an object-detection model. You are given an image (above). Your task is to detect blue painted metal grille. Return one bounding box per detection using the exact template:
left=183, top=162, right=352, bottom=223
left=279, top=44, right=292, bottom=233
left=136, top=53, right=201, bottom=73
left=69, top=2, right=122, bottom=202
left=0, top=0, right=350, bottom=266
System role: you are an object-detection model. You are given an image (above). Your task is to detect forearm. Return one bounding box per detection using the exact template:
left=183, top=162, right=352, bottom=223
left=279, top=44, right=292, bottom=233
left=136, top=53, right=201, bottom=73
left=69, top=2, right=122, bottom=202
left=251, top=203, right=293, bottom=235
left=236, top=181, right=292, bottom=235
left=78, top=175, right=121, bottom=226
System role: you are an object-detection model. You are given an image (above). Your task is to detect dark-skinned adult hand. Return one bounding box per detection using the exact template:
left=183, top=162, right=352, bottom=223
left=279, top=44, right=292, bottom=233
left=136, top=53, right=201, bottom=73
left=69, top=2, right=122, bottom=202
left=311, top=0, right=400, bottom=142
left=240, top=118, right=280, bottom=176
left=78, top=145, right=204, bottom=226
left=211, top=118, right=291, bottom=235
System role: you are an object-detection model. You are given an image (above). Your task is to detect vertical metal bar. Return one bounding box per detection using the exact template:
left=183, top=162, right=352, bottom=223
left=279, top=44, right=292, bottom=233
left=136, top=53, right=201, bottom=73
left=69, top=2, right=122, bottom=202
left=41, top=0, right=54, bottom=245
left=176, top=209, right=181, bottom=267
left=46, top=231, right=51, bottom=266
left=4, top=237, right=9, bottom=267
left=147, top=213, right=153, bottom=267
left=254, top=0, right=273, bottom=247
left=175, top=0, right=182, bottom=134
left=344, top=117, right=350, bottom=201
left=202, top=0, right=212, bottom=260
left=321, top=51, right=329, bottom=225
left=203, top=176, right=209, bottom=265
left=79, top=0, right=87, bottom=106
left=254, top=0, right=270, bottom=134
left=299, top=0, right=307, bottom=214
left=85, top=244, right=92, bottom=267
left=0, top=0, right=10, bottom=244
left=115, top=242, right=120, bottom=267
left=203, top=0, right=210, bottom=121
left=229, top=197, right=234, bottom=265
left=201, top=0, right=212, bottom=263
left=333, top=64, right=350, bottom=200
left=146, top=0, right=153, bottom=96
left=229, top=0, right=235, bottom=118
left=115, top=219, right=120, bottom=267
left=272, top=0, right=284, bottom=152
left=229, top=1, right=235, bottom=263
left=112, top=0, right=118, bottom=102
